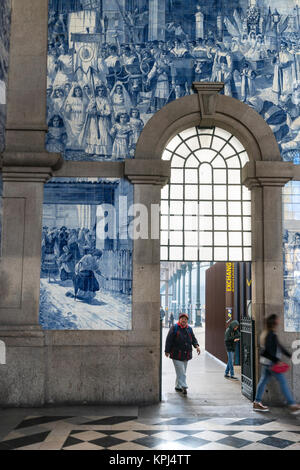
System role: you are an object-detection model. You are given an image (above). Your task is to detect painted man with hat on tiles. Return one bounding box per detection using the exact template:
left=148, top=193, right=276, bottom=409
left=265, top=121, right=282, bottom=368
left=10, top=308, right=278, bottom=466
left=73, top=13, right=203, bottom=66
left=165, top=312, right=200, bottom=395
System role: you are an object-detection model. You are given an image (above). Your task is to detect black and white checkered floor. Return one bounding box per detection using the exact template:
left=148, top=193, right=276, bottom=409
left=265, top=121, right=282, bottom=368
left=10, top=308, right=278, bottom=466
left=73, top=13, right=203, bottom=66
left=0, top=415, right=300, bottom=450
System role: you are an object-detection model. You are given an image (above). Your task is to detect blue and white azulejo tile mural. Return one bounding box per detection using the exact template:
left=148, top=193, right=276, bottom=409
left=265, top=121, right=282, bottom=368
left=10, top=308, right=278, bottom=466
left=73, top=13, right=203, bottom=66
left=47, top=0, right=300, bottom=162
left=39, top=177, right=133, bottom=330
left=0, top=0, right=11, bottom=153
left=283, top=181, right=300, bottom=332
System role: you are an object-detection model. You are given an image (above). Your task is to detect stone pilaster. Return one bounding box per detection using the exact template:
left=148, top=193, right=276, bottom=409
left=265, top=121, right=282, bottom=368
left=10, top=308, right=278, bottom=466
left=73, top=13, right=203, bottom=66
left=242, top=161, right=294, bottom=403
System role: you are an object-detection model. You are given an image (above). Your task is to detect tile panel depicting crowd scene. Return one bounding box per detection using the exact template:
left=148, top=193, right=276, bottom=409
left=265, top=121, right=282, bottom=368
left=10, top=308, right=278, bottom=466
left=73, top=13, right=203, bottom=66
left=39, top=177, right=133, bottom=331
left=0, top=0, right=10, bottom=153
left=47, top=0, right=300, bottom=163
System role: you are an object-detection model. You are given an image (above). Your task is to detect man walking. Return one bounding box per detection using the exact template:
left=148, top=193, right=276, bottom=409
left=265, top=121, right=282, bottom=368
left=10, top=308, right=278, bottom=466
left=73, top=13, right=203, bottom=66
left=165, top=313, right=200, bottom=395
left=224, top=320, right=240, bottom=380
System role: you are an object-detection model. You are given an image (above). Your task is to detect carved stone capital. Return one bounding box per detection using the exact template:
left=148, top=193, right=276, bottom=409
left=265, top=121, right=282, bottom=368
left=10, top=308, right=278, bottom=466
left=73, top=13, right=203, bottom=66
left=1, top=151, right=63, bottom=171
left=242, top=161, right=294, bottom=190
left=1, top=166, right=55, bottom=183
left=125, top=160, right=171, bottom=186
left=192, top=82, right=224, bottom=120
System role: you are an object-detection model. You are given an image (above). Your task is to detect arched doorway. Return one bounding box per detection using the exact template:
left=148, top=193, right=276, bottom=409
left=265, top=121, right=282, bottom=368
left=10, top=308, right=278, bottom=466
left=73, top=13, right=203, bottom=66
left=159, top=123, right=252, bottom=400
left=135, top=82, right=294, bottom=404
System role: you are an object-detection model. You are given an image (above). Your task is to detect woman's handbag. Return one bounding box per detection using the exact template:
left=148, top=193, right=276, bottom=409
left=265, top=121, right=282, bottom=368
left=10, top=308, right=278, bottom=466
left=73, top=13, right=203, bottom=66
left=271, top=362, right=290, bottom=374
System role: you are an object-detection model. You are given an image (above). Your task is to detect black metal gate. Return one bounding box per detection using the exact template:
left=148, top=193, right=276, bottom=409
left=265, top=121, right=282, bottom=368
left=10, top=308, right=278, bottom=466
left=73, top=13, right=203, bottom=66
left=240, top=316, right=256, bottom=401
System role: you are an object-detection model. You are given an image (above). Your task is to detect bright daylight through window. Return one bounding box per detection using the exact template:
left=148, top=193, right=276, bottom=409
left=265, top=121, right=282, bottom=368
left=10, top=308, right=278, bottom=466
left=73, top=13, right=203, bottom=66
left=161, top=126, right=251, bottom=262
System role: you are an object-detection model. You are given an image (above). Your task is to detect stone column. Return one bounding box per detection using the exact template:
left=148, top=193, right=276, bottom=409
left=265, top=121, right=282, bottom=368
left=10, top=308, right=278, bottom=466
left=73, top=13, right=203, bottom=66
left=177, top=267, right=181, bottom=318
left=181, top=264, right=186, bottom=314
left=165, top=274, right=169, bottom=326
left=243, top=161, right=294, bottom=403
left=125, top=159, right=170, bottom=331
left=217, top=14, right=223, bottom=41
left=195, top=262, right=202, bottom=327
left=187, top=263, right=193, bottom=322
left=148, top=0, right=166, bottom=41
left=195, top=10, right=204, bottom=40
left=172, top=273, right=177, bottom=317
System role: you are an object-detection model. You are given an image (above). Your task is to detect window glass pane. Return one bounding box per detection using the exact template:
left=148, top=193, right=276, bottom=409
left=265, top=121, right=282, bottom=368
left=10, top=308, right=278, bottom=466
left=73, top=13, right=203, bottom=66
left=185, top=247, right=198, bottom=261
left=243, top=217, right=252, bottom=230
left=226, top=156, right=241, bottom=168
left=179, top=127, right=197, bottom=141
left=161, top=185, right=169, bottom=200
left=229, top=232, right=242, bottom=246
left=211, top=155, right=226, bottom=168
left=214, top=201, right=227, bottom=215
left=185, top=185, right=198, bottom=200
left=186, top=136, right=200, bottom=151
left=161, top=216, right=169, bottom=230
left=228, top=170, right=241, bottom=184
left=214, top=217, right=227, bottom=230
left=199, top=247, right=212, bottom=261
left=214, top=232, right=228, bottom=246
left=214, top=169, right=227, bottom=184
left=214, top=185, right=227, bottom=200
left=243, top=202, right=251, bottom=216
left=172, top=155, right=185, bottom=167
left=170, top=185, right=183, bottom=199
left=170, top=216, right=183, bottom=230
left=199, top=134, right=212, bottom=148
left=169, top=247, right=183, bottom=260
left=184, top=216, right=198, bottom=230
left=229, top=247, right=243, bottom=261
left=161, top=231, right=169, bottom=245
left=200, top=185, right=212, bottom=199
left=161, top=201, right=169, bottom=215
left=166, top=135, right=182, bottom=152
left=161, top=247, right=168, bottom=260
left=199, top=216, right=212, bottom=230
left=176, top=142, right=191, bottom=158
left=185, top=169, right=198, bottom=184
left=229, top=217, right=242, bottom=230
left=214, top=247, right=228, bottom=261
left=228, top=186, right=241, bottom=200
left=186, top=155, right=199, bottom=168
left=171, top=169, right=184, bottom=184
left=199, top=164, right=212, bottom=183
left=239, top=151, right=249, bottom=167
left=198, top=128, right=213, bottom=135
left=196, top=149, right=217, bottom=163
left=199, top=201, right=212, bottom=215
left=222, top=144, right=236, bottom=159
left=184, top=201, right=198, bottom=215
left=228, top=202, right=241, bottom=215
left=211, top=136, right=226, bottom=151
left=170, top=231, right=183, bottom=245
left=214, top=127, right=232, bottom=140
left=199, top=232, right=213, bottom=245
left=185, top=231, right=198, bottom=246
left=170, top=201, right=183, bottom=215
left=162, top=149, right=172, bottom=160
left=243, top=186, right=251, bottom=201
left=230, top=136, right=245, bottom=154
left=243, top=232, right=252, bottom=246
left=244, top=248, right=252, bottom=261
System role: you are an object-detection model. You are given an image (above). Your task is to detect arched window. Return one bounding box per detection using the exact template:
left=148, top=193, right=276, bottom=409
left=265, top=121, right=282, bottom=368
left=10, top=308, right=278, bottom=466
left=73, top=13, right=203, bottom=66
left=161, top=126, right=251, bottom=262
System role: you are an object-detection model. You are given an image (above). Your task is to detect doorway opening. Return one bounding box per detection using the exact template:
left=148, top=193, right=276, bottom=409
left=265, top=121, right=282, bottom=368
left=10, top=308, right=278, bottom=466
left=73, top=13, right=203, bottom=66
left=159, top=125, right=254, bottom=404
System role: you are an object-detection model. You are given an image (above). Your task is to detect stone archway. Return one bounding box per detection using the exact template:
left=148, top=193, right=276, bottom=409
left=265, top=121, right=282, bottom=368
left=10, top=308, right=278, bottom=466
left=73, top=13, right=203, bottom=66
left=133, top=83, right=295, bottom=399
